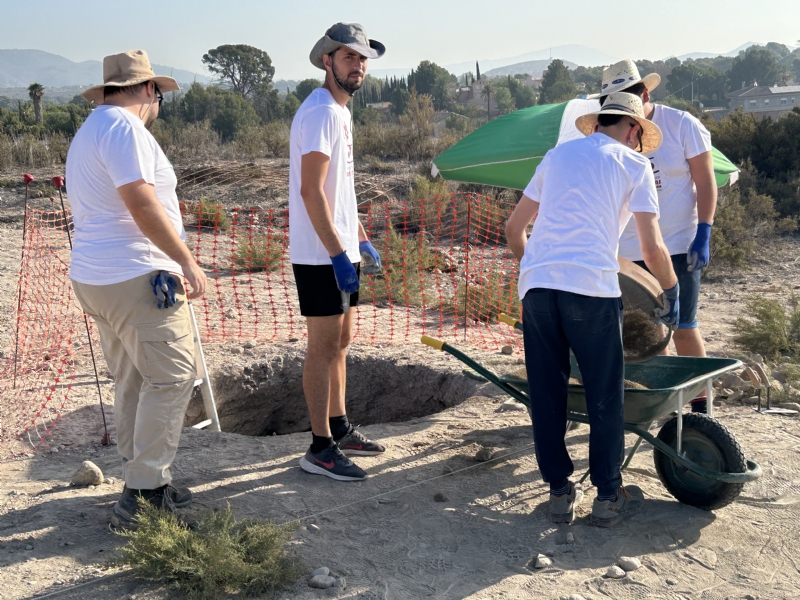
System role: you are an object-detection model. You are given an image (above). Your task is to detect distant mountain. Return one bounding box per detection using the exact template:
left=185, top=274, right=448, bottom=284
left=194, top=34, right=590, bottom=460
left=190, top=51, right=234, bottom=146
left=668, top=42, right=763, bottom=62
left=483, top=59, right=579, bottom=78
left=0, top=49, right=209, bottom=88
left=445, top=44, right=620, bottom=76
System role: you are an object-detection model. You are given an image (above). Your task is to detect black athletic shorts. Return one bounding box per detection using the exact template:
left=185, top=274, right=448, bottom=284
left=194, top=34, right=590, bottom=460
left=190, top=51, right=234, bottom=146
left=292, top=263, right=360, bottom=317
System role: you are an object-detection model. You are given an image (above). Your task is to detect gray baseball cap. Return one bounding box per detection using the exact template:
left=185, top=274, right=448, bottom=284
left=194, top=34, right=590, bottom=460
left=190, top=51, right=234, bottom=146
left=310, top=23, right=385, bottom=70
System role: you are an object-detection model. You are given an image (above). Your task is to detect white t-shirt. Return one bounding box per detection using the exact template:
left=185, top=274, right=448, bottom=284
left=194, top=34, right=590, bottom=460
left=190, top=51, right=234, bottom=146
left=518, top=134, right=660, bottom=299
left=66, top=105, right=184, bottom=285
left=288, top=88, right=359, bottom=265
left=618, top=104, right=712, bottom=260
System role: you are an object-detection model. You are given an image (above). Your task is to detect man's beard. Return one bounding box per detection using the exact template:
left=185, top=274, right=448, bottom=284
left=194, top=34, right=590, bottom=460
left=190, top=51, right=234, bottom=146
left=332, top=62, right=363, bottom=96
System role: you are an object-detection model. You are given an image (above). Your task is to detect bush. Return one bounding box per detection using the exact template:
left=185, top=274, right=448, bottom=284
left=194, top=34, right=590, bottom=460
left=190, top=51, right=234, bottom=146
left=195, top=198, right=231, bottom=231
left=452, top=269, right=520, bottom=323
left=232, top=230, right=284, bottom=272
left=114, top=500, right=301, bottom=600
left=732, top=294, right=800, bottom=360
left=263, top=121, right=290, bottom=158
left=10, top=134, right=52, bottom=167
left=0, top=136, right=12, bottom=170
left=361, top=227, right=442, bottom=306
left=235, top=125, right=266, bottom=160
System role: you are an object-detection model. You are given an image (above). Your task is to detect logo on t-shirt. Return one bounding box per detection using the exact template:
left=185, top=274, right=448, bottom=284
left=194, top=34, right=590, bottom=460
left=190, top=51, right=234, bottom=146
left=649, top=156, right=662, bottom=192
left=344, top=123, right=353, bottom=178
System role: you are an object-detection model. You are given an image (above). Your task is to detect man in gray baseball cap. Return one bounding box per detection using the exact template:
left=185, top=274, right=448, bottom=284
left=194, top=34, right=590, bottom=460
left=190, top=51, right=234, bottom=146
left=289, top=24, right=386, bottom=482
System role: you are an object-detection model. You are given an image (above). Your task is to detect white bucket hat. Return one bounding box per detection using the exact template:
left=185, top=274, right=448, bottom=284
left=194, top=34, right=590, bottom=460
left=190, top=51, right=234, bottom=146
left=593, top=59, right=661, bottom=98
left=82, top=49, right=179, bottom=105
left=575, top=92, right=663, bottom=154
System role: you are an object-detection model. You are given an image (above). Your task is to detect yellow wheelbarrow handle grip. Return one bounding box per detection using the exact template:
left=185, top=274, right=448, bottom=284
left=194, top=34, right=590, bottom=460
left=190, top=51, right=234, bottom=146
left=498, top=313, right=520, bottom=328
left=420, top=335, right=445, bottom=351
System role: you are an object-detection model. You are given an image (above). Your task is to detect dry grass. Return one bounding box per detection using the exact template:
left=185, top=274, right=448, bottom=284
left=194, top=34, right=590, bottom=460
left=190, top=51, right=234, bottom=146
left=114, top=500, right=301, bottom=600
left=453, top=270, right=520, bottom=323
left=232, top=231, right=285, bottom=272
left=732, top=294, right=800, bottom=360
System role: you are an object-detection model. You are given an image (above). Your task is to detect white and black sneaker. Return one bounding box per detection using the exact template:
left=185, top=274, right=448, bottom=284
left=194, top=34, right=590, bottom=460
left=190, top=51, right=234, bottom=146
left=299, top=443, right=368, bottom=481
left=335, top=424, right=385, bottom=456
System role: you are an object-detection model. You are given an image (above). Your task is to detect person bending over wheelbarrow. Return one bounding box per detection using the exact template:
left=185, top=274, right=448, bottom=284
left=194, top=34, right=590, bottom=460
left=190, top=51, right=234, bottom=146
left=504, top=92, right=680, bottom=527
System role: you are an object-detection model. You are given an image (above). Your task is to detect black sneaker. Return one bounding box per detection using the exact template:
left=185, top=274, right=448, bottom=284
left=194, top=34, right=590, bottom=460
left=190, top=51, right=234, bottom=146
left=111, top=485, right=186, bottom=529
left=299, top=443, right=368, bottom=481
left=335, top=424, right=385, bottom=456
left=121, top=483, right=193, bottom=508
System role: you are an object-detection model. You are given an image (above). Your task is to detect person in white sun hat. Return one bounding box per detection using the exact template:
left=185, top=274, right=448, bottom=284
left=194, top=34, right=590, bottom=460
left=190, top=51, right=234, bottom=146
left=505, top=92, right=679, bottom=527
left=599, top=60, right=717, bottom=414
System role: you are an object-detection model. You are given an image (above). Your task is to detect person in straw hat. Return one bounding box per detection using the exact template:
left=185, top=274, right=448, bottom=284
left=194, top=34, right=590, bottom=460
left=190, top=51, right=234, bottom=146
left=289, top=24, right=386, bottom=482
left=505, top=92, right=679, bottom=527
left=67, top=50, right=206, bottom=527
left=599, top=60, right=717, bottom=414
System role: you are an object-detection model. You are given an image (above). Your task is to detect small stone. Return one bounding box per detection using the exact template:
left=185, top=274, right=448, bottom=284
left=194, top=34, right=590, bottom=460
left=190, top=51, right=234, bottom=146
left=499, top=399, right=526, bottom=412
left=50, top=447, right=58, bottom=454
left=568, top=595, right=586, bottom=600
left=750, top=354, right=764, bottom=365
left=618, top=556, right=641, bottom=572
left=605, top=565, right=626, bottom=579
left=25, top=544, right=33, bottom=550
left=708, top=292, right=718, bottom=299
left=104, top=478, right=116, bottom=485
left=533, top=554, right=552, bottom=569
left=412, top=441, right=428, bottom=447
left=307, top=523, right=320, bottom=533
left=230, top=347, right=244, bottom=355
left=370, top=500, right=380, bottom=509
left=666, top=578, right=678, bottom=585
left=565, top=533, right=575, bottom=544
left=333, top=576, right=346, bottom=589
left=433, top=492, right=448, bottom=502
left=310, top=567, right=330, bottom=578
left=776, top=402, right=800, bottom=411
left=474, top=447, right=493, bottom=462
left=70, top=461, right=103, bottom=486
left=88, top=485, right=95, bottom=490
left=743, top=396, right=761, bottom=405
left=501, top=345, right=514, bottom=355
left=243, top=340, right=257, bottom=349
left=728, top=390, right=745, bottom=403
left=308, top=575, right=336, bottom=589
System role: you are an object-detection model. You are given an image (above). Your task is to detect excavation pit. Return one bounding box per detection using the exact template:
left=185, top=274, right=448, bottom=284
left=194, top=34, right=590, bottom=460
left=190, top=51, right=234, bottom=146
left=184, top=343, right=485, bottom=436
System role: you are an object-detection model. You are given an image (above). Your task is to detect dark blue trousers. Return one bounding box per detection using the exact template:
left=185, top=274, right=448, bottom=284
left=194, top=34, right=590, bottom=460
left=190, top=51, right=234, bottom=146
left=522, top=288, right=625, bottom=497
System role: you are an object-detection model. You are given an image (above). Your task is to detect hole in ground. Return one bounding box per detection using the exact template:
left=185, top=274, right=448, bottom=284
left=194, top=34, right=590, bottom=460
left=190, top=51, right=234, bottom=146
left=184, top=345, right=484, bottom=436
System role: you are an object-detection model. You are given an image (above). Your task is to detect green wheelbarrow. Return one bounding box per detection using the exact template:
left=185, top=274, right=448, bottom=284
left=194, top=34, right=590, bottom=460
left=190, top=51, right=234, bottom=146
left=421, top=325, right=762, bottom=511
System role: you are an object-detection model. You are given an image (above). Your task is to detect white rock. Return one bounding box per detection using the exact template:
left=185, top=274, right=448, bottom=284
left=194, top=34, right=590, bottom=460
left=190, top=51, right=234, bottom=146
left=618, top=556, right=641, bottom=571
left=308, top=575, right=336, bottom=589
left=568, top=595, right=586, bottom=600
left=605, top=565, right=626, bottom=579
left=500, top=399, right=526, bottom=412
left=310, top=567, right=330, bottom=578
left=70, top=461, right=103, bottom=486
left=333, top=576, right=347, bottom=589
left=666, top=578, right=679, bottom=585
left=534, top=554, right=552, bottom=568
left=307, top=523, right=320, bottom=533
left=566, top=532, right=575, bottom=544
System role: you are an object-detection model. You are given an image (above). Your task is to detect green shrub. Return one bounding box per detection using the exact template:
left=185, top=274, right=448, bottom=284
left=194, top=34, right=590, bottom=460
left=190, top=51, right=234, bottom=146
left=114, top=500, right=301, bottom=600
left=364, top=155, right=395, bottom=174
left=235, top=125, right=266, bottom=160
left=361, top=227, right=442, bottom=306
left=263, top=121, right=290, bottom=158
left=732, top=294, right=800, bottom=360
left=233, top=231, right=284, bottom=272
left=196, top=198, right=231, bottom=231
left=452, top=269, right=520, bottom=323
left=0, top=137, right=12, bottom=170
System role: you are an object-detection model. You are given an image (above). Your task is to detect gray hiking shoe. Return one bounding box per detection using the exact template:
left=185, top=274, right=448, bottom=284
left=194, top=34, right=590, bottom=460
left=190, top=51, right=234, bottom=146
left=121, top=483, right=193, bottom=508
left=111, top=484, right=195, bottom=530
left=549, top=482, right=584, bottom=524
left=591, top=485, right=645, bottom=527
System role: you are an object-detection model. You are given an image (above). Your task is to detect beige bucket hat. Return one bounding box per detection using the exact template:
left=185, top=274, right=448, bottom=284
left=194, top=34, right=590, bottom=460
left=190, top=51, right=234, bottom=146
left=310, top=23, right=385, bottom=70
left=593, top=59, right=661, bottom=98
left=81, top=49, right=180, bottom=105
left=575, top=92, right=663, bottom=154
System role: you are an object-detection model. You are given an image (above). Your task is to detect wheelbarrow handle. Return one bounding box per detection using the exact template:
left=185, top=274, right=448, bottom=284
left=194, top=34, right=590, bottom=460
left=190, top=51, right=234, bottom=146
left=498, top=313, right=523, bottom=331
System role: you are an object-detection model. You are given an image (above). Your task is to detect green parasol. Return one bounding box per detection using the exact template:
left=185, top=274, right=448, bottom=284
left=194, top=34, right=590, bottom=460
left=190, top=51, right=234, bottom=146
left=432, top=99, right=739, bottom=190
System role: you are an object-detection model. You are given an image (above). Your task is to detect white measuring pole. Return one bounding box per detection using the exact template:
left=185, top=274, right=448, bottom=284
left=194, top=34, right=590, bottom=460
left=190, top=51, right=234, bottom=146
left=188, top=301, right=220, bottom=432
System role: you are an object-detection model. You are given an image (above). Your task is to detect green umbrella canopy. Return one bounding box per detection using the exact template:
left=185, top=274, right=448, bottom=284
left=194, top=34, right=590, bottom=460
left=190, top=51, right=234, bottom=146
left=432, top=99, right=739, bottom=190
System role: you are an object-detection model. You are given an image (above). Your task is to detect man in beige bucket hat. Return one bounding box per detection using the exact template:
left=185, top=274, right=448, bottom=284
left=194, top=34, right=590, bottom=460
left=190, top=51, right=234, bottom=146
left=289, top=24, right=387, bottom=482
left=599, top=60, right=717, bottom=414
left=68, top=49, right=206, bottom=527
left=505, top=92, right=679, bottom=527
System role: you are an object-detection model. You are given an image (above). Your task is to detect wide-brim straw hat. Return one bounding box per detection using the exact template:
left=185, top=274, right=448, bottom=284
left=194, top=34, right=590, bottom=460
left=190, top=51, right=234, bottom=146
left=82, top=49, right=180, bottom=105
left=310, top=22, right=385, bottom=70
left=575, top=91, right=663, bottom=154
left=589, top=59, right=661, bottom=99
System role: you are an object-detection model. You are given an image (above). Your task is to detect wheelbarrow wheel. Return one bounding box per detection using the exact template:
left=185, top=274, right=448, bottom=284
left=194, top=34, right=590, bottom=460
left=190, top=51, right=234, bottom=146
left=653, top=413, right=746, bottom=511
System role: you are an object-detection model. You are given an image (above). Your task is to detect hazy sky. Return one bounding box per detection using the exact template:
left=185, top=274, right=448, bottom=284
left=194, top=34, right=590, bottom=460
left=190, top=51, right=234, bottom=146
left=1, top=0, right=798, bottom=79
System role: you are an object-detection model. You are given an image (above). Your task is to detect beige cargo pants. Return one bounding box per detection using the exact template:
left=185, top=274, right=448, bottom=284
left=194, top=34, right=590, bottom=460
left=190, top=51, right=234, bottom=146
left=72, top=272, right=196, bottom=490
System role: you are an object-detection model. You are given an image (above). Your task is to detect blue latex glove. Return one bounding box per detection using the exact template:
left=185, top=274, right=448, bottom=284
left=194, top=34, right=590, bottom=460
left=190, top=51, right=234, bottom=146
left=150, top=270, right=178, bottom=309
left=655, top=282, right=680, bottom=329
left=687, top=222, right=712, bottom=272
left=330, top=251, right=360, bottom=294
left=359, top=240, right=382, bottom=275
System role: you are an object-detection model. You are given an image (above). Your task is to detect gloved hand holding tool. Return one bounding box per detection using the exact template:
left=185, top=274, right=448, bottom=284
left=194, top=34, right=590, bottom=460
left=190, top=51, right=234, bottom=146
left=150, top=270, right=179, bottom=309
left=655, top=283, right=680, bottom=330
left=687, top=222, right=712, bottom=272
left=331, top=251, right=359, bottom=314
left=359, top=240, right=382, bottom=275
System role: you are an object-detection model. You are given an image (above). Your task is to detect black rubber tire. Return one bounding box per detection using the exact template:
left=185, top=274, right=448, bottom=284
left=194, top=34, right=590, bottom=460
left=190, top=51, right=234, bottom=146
left=653, top=413, right=747, bottom=511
